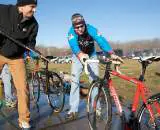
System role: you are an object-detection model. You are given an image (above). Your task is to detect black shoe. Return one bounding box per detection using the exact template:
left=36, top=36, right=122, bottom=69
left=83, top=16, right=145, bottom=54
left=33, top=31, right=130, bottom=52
left=65, top=112, right=78, bottom=121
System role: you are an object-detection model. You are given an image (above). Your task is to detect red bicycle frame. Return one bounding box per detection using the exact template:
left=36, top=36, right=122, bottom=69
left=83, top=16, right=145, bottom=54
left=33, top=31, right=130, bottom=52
left=106, top=69, right=157, bottom=121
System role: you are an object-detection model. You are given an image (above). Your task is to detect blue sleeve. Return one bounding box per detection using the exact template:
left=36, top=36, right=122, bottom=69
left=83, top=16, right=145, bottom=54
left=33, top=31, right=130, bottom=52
left=23, top=50, right=39, bottom=60
left=67, top=27, right=81, bottom=55
left=29, top=51, right=39, bottom=59
left=87, top=24, right=113, bottom=53
left=23, top=51, right=27, bottom=59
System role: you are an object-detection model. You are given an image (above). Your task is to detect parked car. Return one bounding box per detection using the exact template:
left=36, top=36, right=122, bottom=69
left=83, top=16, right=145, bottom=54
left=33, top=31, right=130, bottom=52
left=45, top=56, right=57, bottom=61
left=51, top=56, right=72, bottom=64
left=58, top=57, right=65, bottom=64
left=50, top=57, right=59, bottom=63
left=64, top=56, right=72, bottom=63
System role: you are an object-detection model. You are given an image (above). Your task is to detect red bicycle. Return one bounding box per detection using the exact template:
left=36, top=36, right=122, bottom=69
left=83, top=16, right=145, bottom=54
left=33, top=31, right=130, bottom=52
left=86, top=56, right=160, bottom=130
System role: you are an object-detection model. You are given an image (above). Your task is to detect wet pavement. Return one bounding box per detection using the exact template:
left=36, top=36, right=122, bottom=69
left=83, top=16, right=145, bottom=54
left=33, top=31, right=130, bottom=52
left=0, top=91, right=95, bottom=130
left=0, top=88, right=132, bottom=130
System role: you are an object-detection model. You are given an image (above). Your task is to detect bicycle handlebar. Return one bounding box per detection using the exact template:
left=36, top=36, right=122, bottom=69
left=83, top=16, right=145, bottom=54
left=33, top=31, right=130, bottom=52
left=84, top=59, right=99, bottom=75
left=137, top=56, right=160, bottom=65
left=132, top=56, right=160, bottom=81
left=84, top=58, right=122, bottom=75
left=0, top=28, right=50, bottom=63
left=139, top=56, right=155, bottom=62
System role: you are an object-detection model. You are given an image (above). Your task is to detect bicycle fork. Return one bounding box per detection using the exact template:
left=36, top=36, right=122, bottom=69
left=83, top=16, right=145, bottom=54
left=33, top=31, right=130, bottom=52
left=108, top=80, right=123, bottom=115
left=108, top=80, right=133, bottom=130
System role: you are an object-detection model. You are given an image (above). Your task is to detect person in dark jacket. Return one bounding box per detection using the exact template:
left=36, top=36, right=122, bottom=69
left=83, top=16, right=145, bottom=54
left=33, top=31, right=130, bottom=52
left=0, top=0, right=38, bottom=129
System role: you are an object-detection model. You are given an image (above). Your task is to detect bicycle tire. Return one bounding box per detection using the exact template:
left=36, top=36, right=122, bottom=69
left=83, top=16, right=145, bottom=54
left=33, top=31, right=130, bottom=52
left=87, top=80, right=112, bottom=130
left=47, top=72, right=65, bottom=113
left=31, top=72, right=40, bottom=103
left=137, top=93, right=160, bottom=130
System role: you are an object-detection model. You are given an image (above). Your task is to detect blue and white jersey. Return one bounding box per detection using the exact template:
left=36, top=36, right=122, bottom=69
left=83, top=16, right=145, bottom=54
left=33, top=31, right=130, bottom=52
left=67, top=24, right=113, bottom=56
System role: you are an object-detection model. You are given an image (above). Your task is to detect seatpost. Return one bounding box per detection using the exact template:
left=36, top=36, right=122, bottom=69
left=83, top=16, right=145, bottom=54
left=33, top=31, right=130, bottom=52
left=139, top=61, right=148, bottom=81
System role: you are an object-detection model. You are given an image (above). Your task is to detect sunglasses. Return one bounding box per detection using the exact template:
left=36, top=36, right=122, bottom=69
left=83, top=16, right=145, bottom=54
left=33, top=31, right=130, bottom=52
left=74, top=24, right=85, bottom=29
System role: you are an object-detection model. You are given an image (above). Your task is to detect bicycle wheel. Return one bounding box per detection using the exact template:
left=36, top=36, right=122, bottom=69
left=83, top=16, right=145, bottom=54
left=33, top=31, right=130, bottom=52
left=137, top=93, right=160, bottom=130
left=31, top=72, right=40, bottom=103
left=87, top=80, right=112, bottom=130
left=47, top=72, right=65, bottom=113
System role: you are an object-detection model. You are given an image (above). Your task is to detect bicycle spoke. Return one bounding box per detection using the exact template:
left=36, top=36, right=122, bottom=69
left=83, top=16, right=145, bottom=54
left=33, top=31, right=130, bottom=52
left=47, top=72, right=64, bottom=113
left=138, top=94, right=160, bottom=130
left=31, top=72, right=40, bottom=102
left=87, top=81, right=112, bottom=130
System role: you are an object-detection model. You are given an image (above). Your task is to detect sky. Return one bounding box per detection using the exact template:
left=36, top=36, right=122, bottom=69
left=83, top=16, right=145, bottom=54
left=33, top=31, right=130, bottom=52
left=1, top=0, right=160, bottom=48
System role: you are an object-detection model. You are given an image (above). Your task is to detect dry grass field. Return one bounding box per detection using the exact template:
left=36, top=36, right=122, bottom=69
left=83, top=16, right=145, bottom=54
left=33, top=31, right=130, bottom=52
left=32, top=59, right=160, bottom=102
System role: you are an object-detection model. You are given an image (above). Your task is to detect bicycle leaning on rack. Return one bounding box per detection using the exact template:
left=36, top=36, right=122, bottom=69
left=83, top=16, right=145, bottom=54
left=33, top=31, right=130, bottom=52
left=86, top=56, right=160, bottom=130
left=30, top=55, right=65, bottom=113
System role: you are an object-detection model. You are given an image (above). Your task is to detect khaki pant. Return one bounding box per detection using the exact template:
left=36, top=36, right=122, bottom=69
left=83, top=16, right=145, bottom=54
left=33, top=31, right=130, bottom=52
left=0, top=55, right=30, bottom=127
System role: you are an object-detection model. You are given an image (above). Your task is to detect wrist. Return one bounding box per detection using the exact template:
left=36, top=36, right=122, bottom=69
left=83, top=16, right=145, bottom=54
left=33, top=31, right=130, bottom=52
left=108, top=50, right=114, bottom=55
left=77, top=52, right=84, bottom=59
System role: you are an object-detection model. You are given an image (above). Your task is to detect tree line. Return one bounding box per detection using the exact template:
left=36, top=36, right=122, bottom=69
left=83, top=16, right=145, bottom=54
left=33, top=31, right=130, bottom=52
left=36, top=38, right=160, bottom=57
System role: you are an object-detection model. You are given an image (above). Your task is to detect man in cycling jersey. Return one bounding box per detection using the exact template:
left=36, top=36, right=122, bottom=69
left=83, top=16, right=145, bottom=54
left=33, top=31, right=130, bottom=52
left=66, top=13, right=123, bottom=120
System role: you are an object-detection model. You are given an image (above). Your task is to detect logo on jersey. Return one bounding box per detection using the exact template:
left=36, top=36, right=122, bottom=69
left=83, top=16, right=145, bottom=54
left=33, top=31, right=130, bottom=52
left=97, top=31, right=102, bottom=37
left=68, top=34, right=74, bottom=40
left=23, top=28, right=27, bottom=32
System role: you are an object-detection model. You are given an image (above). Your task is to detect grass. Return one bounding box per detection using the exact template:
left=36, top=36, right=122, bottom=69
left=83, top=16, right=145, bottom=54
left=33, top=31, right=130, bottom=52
left=28, top=59, right=160, bottom=102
